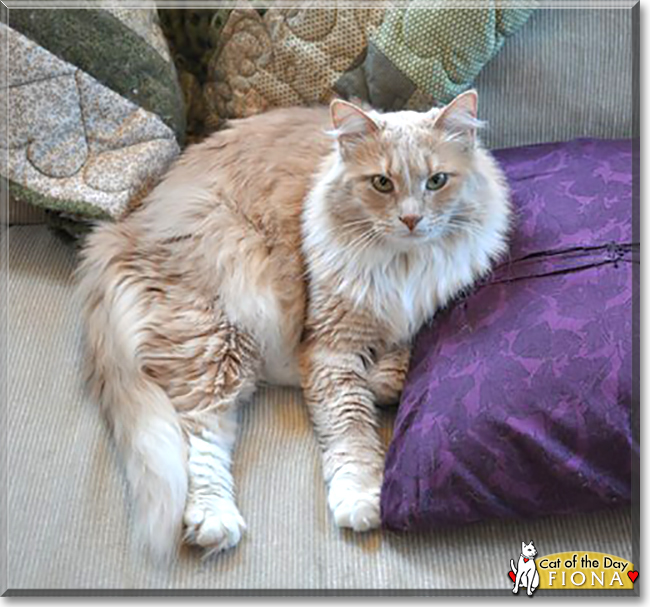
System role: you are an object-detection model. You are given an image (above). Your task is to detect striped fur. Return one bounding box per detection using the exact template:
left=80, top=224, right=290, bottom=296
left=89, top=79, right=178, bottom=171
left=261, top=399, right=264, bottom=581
left=76, top=91, right=511, bottom=559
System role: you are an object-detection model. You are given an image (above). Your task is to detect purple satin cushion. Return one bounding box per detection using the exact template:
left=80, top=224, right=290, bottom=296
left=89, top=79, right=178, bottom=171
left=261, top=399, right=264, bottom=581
left=381, top=138, right=637, bottom=532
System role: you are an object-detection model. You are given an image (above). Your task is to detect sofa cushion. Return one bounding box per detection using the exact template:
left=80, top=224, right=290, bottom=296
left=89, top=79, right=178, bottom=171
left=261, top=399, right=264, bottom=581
left=381, top=138, right=637, bottom=532
left=475, top=9, right=634, bottom=149
left=5, top=223, right=634, bottom=590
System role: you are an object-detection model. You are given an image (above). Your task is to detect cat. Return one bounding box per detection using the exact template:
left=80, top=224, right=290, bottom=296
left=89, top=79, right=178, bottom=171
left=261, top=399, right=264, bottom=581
left=76, top=90, right=511, bottom=559
left=511, top=541, right=540, bottom=595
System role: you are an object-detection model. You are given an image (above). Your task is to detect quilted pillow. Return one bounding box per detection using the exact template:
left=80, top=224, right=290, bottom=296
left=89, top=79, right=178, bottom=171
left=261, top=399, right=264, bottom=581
left=381, top=138, right=637, bottom=532
left=3, top=7, right=184, bottom=221
left=203, top=5, right=533, bottom=120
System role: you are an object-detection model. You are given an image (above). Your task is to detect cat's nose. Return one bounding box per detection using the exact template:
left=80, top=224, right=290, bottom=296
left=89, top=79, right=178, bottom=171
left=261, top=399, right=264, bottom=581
left=399, top=215, right=423, bottom=231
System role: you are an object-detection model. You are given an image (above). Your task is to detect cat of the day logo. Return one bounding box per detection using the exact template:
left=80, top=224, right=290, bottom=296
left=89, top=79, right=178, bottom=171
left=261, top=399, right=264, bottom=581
left=509, top=543, right=638, bottom=595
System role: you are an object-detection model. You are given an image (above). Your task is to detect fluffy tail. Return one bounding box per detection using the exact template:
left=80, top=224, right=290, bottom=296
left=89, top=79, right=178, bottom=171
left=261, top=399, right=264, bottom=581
left=511, top=559, right=517, bottom=574
left=76, top=223, right=188, bottom=560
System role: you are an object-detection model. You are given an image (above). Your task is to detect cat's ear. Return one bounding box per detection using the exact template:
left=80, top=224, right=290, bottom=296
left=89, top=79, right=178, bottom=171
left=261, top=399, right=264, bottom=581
left=330, top=99, right=379, bottom=150
left=431, top=90, right=481, bottom=146
left=521, top=541, right=526, bottom=551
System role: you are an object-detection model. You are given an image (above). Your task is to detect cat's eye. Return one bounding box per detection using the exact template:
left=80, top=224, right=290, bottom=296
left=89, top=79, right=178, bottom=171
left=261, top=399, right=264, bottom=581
left=426, top=172, right=449, bottom=191
left=371, top=175, right=394, bottom=193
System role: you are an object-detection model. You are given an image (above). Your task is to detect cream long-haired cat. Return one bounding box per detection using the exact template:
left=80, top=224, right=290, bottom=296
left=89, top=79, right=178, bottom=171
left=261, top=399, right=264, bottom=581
left=77, top=90, right=511, bottom=559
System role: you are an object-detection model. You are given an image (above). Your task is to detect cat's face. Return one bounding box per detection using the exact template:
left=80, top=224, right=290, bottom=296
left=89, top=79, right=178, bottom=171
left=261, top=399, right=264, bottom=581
left=522, top=541, right=538, bottom=558
left=330, top=92, right=483, bottom=250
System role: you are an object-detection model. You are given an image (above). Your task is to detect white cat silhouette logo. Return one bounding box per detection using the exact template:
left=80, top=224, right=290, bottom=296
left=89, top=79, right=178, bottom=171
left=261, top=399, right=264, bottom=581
left=510, top=540, right=540, bottom=596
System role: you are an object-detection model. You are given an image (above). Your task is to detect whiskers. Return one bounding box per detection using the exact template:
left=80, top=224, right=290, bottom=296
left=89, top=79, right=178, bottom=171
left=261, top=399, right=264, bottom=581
left=346, top=226, right=383, bottom=265
left=431, top=213, right=485, bottom=241
left=303, top=218, right=384, bottom=280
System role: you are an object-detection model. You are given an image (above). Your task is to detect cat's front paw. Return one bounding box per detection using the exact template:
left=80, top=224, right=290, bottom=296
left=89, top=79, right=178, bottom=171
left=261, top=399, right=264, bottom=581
left=183, top=500, right=246, bottom=555
left=328, top=485, right=381, bottom=532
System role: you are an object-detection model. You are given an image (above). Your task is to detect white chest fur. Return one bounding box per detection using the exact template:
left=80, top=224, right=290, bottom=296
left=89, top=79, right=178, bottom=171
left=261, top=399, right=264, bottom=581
left=334, top=243, right=482, bottom=346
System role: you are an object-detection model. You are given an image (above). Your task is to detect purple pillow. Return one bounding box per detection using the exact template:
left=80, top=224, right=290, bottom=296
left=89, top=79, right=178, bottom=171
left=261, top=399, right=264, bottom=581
left=381, top=138, right=637, bottom=532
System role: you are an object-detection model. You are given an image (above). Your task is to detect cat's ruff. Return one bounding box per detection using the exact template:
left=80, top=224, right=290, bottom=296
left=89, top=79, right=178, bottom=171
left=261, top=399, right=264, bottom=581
left=77, top=91, right=511, bottom=559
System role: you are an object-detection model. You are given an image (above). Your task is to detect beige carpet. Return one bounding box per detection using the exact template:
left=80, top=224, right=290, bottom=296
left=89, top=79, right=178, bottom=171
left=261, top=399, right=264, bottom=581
left=4, top=225, right=633, bottom=593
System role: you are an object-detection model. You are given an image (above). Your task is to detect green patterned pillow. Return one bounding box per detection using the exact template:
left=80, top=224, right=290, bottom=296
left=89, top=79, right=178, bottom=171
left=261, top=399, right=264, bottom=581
left=368, top=6, right=535, bottom=105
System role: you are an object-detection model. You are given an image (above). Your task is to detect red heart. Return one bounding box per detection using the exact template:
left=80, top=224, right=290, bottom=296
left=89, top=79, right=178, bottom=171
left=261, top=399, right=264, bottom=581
left=509, top=571, right=516, bottom=582
left=628, top=571, right=639, bottom=583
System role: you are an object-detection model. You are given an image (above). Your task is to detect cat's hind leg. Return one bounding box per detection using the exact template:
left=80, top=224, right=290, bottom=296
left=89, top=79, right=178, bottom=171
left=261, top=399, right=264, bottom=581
left=182, top=408, right=248, bottom=556
left=143, top=302, right=261, bottom=556
left=178, top=323, right=261, bottom=556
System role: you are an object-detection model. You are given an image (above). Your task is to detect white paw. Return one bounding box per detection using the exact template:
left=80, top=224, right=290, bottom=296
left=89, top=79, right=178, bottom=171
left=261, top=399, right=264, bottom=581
left=183, top=500, right=246, bottom=555
left=329, top=487, right=381, bottom=532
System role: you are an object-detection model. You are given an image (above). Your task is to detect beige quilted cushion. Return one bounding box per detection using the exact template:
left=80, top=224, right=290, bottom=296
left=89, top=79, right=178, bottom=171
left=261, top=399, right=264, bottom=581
left=2, top=6, right=184, bottom=222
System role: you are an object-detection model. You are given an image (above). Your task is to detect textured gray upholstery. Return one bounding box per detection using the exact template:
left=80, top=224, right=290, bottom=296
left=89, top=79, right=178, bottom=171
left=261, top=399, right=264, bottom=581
left=477, top=8, right=634, bottom=149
